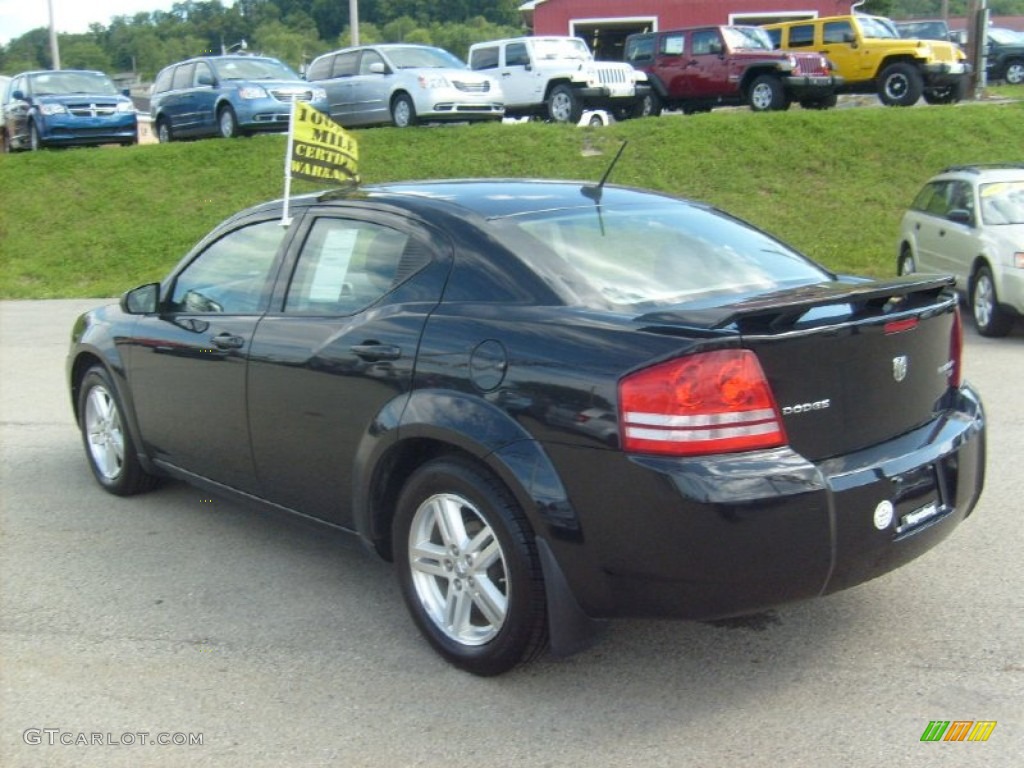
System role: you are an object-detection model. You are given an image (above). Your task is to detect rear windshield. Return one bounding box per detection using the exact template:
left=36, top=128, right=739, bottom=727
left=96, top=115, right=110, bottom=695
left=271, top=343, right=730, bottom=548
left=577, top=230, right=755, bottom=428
left=494, top=202, right=830, bottom=310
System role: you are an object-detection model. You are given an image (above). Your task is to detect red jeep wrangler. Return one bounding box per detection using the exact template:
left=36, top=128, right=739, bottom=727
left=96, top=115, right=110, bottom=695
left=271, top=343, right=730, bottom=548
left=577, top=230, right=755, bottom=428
left=625, top=26, right=842, bottom=114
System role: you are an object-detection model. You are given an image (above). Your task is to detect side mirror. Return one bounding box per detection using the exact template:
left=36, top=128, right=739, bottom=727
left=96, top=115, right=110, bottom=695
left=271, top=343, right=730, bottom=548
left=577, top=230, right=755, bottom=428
left=121, top=283, right=160, bottom=314
left=947, top=208, right=973, bottom=226
left=368, top=61, right=386, bottom=75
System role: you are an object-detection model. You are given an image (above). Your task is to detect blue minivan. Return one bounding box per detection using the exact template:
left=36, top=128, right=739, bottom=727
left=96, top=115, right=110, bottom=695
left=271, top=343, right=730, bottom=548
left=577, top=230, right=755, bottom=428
left=150, top=55, right=327, bottom=142
left=2, top=70, right=137, bottom=151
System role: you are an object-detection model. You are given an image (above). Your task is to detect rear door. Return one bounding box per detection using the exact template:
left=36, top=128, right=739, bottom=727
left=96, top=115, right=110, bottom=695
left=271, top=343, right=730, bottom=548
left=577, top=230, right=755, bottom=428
left=246, top=207, right=452, bottom=526
left=319, top=51, right=360, bottom=125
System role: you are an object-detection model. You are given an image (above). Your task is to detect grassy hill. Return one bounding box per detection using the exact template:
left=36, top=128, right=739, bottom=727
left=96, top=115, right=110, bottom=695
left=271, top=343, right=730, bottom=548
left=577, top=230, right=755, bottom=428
left=1, top=98, right=1022, bottom=299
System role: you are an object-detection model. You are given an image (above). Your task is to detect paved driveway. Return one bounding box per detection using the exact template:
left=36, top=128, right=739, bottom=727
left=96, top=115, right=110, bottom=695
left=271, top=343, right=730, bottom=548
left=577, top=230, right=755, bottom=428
left=1, top=299, right=1022, bottom=767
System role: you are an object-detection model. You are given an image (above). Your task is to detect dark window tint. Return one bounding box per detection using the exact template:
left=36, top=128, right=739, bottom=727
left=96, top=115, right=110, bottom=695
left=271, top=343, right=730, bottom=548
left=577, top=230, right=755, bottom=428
left=506, top=42, right=530, bottom=66
left=306, top=55, right=334, bottom=81
left=153, top=67, right=174, bottom=94
left=470, top=46, right=499, bottom=70
left=789, top=24, right=815, bottom=47
left=823, top=21, right=853, bottom=45
left=171, top=63, right=196, bottom=90
left=170, top=221, right=286, bottom=314
left=285, top=219, right=422, bottom=314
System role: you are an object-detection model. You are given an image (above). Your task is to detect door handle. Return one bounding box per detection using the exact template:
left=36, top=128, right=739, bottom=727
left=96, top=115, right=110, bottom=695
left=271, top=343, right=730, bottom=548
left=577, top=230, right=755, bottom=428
left=351, top=343, right=401, bottom=362
left=211, top=333, right=245, bottom=349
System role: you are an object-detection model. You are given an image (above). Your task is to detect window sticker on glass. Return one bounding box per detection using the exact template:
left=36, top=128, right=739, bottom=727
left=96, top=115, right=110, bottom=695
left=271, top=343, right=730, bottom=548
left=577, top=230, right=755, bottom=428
left=308, top=228, right=359, bottom=301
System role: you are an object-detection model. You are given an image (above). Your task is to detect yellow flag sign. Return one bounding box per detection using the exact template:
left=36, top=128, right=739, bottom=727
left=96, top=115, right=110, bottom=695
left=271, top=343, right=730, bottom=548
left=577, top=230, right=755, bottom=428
left=290, top=102, right=358, bottom=184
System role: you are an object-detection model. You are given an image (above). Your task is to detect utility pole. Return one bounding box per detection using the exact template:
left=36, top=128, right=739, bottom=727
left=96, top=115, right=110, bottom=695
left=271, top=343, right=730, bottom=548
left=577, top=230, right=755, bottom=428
left=350, top=0, right=360, bottom=46
left=47, top=0, right=61, bottom=70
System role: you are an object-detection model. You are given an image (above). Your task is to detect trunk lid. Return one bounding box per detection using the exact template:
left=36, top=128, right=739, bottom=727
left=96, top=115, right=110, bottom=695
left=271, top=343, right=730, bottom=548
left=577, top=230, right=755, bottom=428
left=636, top=277, right=960, bottom=461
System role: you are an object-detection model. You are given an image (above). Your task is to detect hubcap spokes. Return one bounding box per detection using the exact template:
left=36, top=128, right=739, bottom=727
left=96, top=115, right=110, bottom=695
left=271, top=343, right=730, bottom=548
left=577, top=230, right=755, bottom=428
left=409, top=493, right=508, bottom=645
left=85, top=386, right=124, bottom=480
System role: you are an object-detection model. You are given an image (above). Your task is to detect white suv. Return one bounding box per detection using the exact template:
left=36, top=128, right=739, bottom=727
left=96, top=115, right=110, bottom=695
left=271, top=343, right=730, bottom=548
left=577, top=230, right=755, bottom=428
left=468, top=36, right=647, bottom=123
left=898, top=164, right=1024, bottom=337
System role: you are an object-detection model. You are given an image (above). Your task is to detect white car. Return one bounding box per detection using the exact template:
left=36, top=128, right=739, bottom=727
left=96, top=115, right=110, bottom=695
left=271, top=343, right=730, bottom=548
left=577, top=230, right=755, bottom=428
left=305, top=44, right=504, bottom=128
left=898, top=164, right=1024, bottom=336
left=468, top=36, right=647, bottom=123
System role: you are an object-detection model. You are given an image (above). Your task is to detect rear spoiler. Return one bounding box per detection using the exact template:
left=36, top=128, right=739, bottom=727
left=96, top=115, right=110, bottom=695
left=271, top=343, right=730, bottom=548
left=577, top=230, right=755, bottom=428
left=636, top=276, right=956, bottom=333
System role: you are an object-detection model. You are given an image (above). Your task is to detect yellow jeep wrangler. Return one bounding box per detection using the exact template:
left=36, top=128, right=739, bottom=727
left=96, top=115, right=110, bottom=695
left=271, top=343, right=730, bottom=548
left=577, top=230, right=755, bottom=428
left=763, top=15, right=970, bottom=106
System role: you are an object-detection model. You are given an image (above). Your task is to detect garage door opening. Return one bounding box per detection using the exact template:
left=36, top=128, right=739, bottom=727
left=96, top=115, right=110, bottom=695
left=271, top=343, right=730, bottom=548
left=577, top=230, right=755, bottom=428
left=571, top=18, right=657, bottom=61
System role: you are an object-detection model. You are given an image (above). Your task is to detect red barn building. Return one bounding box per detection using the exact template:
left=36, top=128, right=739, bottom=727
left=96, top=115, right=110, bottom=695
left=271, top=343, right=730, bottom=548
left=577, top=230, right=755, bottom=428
left=522, top=1, right=870, bottom=59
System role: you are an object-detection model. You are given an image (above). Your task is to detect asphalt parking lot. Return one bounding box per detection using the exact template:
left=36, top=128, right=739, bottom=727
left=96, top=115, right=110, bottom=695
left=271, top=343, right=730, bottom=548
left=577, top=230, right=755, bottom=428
left=1, top=298, right=1022, bottom=767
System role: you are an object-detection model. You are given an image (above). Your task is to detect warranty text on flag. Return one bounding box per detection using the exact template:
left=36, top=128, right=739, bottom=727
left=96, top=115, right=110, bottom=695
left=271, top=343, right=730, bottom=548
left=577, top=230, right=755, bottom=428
left=290, top=102, right=358, bottom=185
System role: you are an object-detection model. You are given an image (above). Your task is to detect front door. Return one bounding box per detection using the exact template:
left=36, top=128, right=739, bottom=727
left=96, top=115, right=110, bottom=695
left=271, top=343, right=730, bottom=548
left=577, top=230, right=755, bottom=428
left=126, top=218, right=290, bottom=491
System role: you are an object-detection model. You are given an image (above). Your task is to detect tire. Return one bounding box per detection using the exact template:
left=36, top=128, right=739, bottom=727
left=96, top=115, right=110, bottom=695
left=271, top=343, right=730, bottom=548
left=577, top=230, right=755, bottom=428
left=156, top=118, right=172, bottom=143
left=638, top=92, right=663, bottom=117
left=1005, top=59, right=1024, bottom=85
left=748, top=75, right=788, bottom=111
left=897, top=246, right=916, bottom=276
left=390, top=93, right=417, bottom=128
left=971, top=265, right=1013, bottom=337
left=217, top=105, right=239, bottom=138
left=393, top=457, right=548, bottom=676
left=587, top=112, right=605, bottom=127
left=877, top=62, right=923, bottom=106
left=29, top=120, right=42, bottom=151
left=77, top=366, right=159, bottom=496
left=547, top=83, right=583, bottom=124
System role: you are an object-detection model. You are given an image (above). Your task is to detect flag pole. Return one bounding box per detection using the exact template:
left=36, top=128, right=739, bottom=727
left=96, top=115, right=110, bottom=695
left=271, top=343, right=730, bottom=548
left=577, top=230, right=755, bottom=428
left=281, top=99, right=298, bottom=227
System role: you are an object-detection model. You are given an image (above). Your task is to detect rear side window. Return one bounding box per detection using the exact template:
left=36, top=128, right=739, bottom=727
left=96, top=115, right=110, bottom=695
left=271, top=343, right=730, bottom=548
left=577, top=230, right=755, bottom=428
left=153, top=67, right=174, bottom=94
left=306, top=55, right=334, bottom=81
left=171, top=63, right=195, bottom=90
left=789, top=24, right=815, bottom=47
left=661, top=33, right=685, bottom=55
left=333, top=51, right=359, bottom=77
left=285, top=218, right=428, bottom=315
left=470, top=46, right=499, bottom=70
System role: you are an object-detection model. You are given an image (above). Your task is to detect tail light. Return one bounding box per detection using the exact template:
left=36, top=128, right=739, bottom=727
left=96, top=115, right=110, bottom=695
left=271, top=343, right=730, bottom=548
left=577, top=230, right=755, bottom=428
left=948, top=306, right=963, bottom=389
left=618, top=349, right=787, bottom=456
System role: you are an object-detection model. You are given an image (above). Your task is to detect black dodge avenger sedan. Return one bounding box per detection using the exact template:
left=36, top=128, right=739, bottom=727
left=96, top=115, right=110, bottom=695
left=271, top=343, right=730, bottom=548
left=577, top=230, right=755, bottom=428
left=68, top=180, right=985, bottom=675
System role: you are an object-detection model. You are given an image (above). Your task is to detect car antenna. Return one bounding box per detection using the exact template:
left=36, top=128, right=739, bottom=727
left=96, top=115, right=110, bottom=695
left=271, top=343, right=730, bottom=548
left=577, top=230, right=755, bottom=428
left=581, top=140, right=628, bottom=203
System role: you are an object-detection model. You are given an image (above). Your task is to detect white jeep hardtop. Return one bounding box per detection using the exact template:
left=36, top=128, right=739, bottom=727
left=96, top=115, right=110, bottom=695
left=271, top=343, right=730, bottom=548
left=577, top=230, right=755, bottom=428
left=468, top=36, right=648, bottom=122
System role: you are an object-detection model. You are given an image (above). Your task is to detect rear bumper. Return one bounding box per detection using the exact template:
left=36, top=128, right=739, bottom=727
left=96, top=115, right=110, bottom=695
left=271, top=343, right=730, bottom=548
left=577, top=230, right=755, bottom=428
left=541, top=384, right=985, bottom=620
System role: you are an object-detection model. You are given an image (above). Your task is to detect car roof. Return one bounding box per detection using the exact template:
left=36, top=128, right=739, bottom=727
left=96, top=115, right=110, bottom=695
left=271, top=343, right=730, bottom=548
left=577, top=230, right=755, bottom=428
left=243, top=180, right=692, bottom=223
left=937, top=164, right=1024, bottom=182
